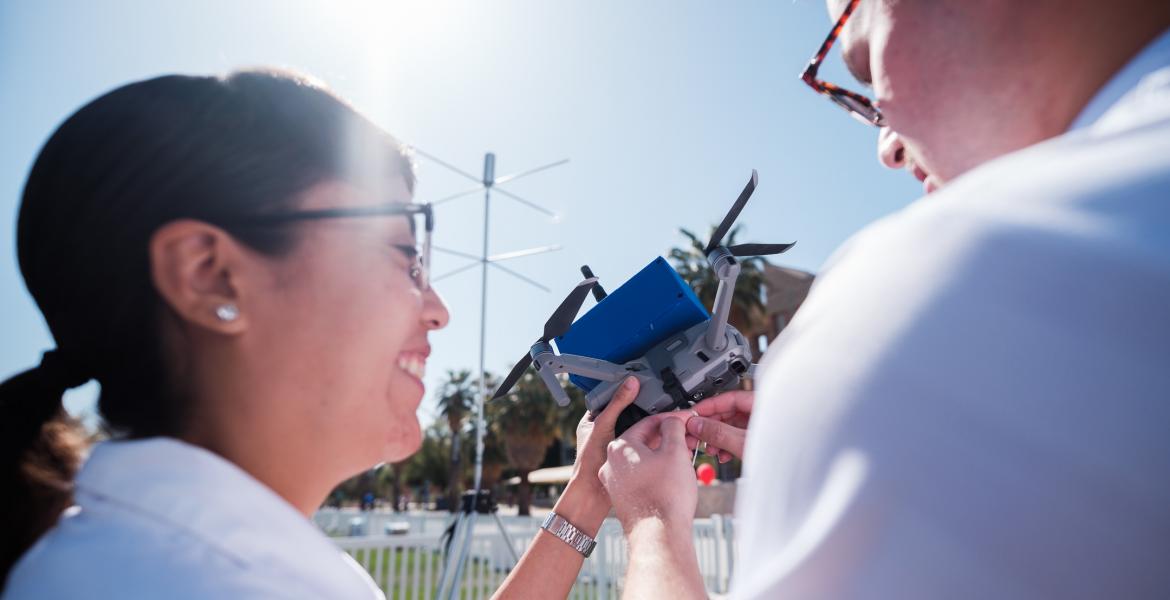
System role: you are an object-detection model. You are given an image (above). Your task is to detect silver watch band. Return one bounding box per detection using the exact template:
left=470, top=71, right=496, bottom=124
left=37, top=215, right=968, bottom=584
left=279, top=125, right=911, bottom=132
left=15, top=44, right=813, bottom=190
left=541, top=512, right=597, bottom=558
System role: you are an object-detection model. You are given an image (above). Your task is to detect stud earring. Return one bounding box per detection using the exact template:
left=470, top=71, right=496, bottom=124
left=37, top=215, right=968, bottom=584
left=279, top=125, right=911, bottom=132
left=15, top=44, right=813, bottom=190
left=215, top=303, right=240, bottom=322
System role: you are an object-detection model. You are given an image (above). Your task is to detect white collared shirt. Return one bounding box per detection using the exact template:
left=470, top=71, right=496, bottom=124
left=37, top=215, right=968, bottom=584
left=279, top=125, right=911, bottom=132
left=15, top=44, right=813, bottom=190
left=4, top=438, right=383, bottom=599
left=735, top=29, right=1170, bottom=599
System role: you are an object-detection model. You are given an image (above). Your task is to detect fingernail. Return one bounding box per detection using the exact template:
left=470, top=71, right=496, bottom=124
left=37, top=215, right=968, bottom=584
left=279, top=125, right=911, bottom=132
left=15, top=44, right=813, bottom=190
left=624, top=376, right=637, bottom=389
left=686, top=418, right=703, bottom=434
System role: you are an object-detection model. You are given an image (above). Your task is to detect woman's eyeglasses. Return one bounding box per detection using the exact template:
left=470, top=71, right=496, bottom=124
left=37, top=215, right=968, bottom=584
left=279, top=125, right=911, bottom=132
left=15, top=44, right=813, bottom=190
left=800, top=0, right=886, bottom=128
left=229, top=202, right=434, bottom=291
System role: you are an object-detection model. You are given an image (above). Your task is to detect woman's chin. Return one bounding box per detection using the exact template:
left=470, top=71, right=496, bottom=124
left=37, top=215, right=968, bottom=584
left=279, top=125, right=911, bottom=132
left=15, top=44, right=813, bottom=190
left=381, top=421, right=423, bottom=462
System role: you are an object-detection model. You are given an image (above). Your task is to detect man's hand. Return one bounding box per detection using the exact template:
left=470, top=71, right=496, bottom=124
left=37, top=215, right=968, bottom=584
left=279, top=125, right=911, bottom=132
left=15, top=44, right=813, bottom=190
left=598, top=412, right=696, bottom=531
left=599, top=412, right=707, bottom=600
left=684, top=390, right=754, bottom=462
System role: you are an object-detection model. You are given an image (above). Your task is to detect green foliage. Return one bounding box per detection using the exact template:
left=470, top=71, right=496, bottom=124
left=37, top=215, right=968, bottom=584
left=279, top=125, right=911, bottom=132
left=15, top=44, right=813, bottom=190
left=490, top=368, right=578, bottom=515
left=401, top=421, right=451, bottom=489
left=669, top=225, right=768, bottom=333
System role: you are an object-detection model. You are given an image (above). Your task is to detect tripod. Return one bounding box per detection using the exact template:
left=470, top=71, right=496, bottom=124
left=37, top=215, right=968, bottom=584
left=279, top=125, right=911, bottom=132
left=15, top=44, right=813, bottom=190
left=436, top=490, right=520, bottom=599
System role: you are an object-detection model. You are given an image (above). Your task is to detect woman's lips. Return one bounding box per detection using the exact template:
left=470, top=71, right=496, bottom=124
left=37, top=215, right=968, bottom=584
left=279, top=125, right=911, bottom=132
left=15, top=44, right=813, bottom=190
left=396, top=353, right=427, bottom=382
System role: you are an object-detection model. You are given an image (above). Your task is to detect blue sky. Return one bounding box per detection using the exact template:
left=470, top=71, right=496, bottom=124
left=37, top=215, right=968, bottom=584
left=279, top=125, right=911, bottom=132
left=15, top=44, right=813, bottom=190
left=0, top=0, right=919, bottom=426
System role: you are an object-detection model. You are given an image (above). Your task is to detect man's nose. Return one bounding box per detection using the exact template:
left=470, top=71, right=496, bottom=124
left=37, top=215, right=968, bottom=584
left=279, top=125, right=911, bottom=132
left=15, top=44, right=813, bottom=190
left=878, top=127, right=907, bottom=169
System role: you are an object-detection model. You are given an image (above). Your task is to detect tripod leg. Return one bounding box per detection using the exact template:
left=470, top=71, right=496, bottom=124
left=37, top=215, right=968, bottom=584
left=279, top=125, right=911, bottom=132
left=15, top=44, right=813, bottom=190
left=439, top=510, right=479, bottom=599
left=492, top=511, right=520, bottom=565
left=436, top=510, right=472, bottom=598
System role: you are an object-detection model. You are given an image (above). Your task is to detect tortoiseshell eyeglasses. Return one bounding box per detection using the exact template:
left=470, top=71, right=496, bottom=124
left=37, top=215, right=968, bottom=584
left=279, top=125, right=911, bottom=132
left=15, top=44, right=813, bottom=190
left=800, top=0, right=887, bottom=128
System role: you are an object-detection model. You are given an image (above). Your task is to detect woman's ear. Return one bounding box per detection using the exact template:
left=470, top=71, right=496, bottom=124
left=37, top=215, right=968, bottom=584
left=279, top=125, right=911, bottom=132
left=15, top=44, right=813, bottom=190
left=149, top=220, right=251, bottom=335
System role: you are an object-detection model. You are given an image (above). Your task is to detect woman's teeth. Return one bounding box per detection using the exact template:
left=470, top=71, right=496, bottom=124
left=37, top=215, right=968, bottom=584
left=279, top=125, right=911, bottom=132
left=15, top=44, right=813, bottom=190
left=397, top=355, right=426, bottom=380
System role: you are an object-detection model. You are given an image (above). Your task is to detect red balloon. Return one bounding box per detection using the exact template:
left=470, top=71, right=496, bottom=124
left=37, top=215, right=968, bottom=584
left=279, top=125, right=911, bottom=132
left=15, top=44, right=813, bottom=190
left=696, top=463, right=716, bottom=485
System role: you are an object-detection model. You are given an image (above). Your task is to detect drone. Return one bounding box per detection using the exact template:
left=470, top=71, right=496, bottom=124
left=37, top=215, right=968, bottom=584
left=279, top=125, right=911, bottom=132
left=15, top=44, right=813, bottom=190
left=491, top=170, right=793, bottom=434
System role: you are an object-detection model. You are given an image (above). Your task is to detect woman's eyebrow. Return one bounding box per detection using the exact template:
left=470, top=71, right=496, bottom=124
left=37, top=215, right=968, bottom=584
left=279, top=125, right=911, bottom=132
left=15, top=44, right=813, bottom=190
left=390, top=243, right=418, bottom=257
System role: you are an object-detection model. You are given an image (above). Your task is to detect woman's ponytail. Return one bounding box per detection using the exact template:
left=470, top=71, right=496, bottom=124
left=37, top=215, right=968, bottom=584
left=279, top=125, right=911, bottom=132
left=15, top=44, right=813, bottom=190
left=0, top=350, right=90, bottom=586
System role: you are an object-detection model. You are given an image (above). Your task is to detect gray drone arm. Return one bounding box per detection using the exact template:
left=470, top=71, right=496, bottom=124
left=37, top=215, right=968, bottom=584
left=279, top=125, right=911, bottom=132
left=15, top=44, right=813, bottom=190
left=704, top=246, right=741, bottom=353
left=530, top=343, right=630, bottom=407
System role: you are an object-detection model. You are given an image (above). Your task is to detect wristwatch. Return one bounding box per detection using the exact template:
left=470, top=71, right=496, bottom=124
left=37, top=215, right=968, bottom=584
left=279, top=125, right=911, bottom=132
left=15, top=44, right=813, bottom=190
left=541, top=512, right=597, bottom=558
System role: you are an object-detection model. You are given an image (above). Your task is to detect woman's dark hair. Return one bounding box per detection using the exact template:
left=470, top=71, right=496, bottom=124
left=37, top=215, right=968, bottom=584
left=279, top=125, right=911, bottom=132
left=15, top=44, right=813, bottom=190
left=0, top=69, right=414, bottom=584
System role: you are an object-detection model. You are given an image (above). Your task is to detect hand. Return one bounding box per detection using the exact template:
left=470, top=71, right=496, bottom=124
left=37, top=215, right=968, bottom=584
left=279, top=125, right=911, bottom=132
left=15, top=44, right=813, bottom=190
left=569, top=376, right=642, bottom=503
left=684, top=390, right=753, bottom=462
left=598, top=412, right=696, bottom=532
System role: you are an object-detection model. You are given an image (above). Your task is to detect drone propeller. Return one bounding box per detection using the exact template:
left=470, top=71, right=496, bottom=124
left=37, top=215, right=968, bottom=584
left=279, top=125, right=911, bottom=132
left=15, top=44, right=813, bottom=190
left=493, top=277, right=598, bottom=399
left=705, top=170, right=759, bottom=255
left=704, top=169, right=795, bottom=259
left=727, top=242, right=795, bottom=257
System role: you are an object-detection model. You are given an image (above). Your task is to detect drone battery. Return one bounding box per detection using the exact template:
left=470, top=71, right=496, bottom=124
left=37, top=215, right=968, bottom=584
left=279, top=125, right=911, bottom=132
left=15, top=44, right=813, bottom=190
left=555, top=256, right=709, bottom=392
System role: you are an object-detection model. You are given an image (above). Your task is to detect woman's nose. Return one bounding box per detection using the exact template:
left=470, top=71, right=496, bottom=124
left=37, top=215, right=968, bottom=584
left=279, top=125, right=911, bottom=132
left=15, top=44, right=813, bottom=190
left=878, top=127, right=907, bottom=170
left=422, top=287, right=451, bottom=330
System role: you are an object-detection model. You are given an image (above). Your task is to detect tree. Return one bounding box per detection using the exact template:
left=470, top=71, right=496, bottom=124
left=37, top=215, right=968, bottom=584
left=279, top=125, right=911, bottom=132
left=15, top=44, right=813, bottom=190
left=436, top=369, right=478, bottom=511
left=493, top=368, right=561, bottom=516
left=402, top=421, right=451, bottom=507
left=669, top=225, right=770, bottom=356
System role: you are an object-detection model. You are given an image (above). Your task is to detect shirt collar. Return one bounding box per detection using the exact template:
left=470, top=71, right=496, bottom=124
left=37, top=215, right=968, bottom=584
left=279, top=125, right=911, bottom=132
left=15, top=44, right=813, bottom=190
left=1069, top=27, right=1170, bottom=132
left=75, top=437, right=371, bottom=592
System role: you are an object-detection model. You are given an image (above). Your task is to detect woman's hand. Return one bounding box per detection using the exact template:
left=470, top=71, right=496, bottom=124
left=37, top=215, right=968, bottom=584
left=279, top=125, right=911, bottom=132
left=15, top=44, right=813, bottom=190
left=560, top=377, right=642, bottom=515
left=490, top=377, right=643, bottom=600
left=684, top=390, right=754, bottom=462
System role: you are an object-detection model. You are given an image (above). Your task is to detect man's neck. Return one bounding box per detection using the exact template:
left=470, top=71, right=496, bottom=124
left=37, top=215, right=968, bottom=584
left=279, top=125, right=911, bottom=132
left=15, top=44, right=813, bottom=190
left=1040, top=1, right=1170, bottom=133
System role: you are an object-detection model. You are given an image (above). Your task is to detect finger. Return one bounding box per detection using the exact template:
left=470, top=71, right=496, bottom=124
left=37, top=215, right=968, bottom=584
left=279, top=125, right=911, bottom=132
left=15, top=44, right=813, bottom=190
left=592, top=377, right=641, bottom=435
left=658, top=418, right=687, bottom=453
left=620, top=411, right=688, bottom=447
left=645, top=411, right=692, bottom=449
left=618, top=411, right=671, bottom=446
left=685, top=416, right=746, bottom=459
left=692, top=391, right=754, bottom=418
left=719, top=450, right=733, bottom=463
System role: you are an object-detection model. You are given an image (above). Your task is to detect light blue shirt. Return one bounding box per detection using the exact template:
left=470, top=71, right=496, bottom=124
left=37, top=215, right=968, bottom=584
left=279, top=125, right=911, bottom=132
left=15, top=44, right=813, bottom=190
left=4, top=438, right=383, bottom=599
left=735, top=29, right=1170, bottom=599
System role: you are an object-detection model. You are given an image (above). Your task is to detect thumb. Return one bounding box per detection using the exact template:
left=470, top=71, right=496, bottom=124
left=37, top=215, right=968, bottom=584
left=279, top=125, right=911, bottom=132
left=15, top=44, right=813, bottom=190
left=685, top=416, right=745, bottom=459
left=658, top=417, right=687, bottom=453
left=592, top=376, right=640, bottom=436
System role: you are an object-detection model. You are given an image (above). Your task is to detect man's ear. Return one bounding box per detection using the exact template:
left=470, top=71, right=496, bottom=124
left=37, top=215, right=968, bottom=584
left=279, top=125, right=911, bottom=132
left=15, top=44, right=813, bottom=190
left=149, top=219, right=251, bottom=335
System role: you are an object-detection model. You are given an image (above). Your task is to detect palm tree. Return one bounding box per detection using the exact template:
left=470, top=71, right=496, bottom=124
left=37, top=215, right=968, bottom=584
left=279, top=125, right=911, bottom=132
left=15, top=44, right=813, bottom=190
left=669, top=225, right=770, bottom=356
left=436, top=369, right=478, bottom=511
left=493, top=368, right=561, bottom=516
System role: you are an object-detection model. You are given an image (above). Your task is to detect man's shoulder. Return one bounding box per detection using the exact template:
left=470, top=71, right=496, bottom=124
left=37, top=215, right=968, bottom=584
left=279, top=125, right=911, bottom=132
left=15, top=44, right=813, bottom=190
left=906, top=113, right=1170, bottom=243
left=766, top=113, right=1170, bottom=406
left=828, top=115, right=1170, bottom=298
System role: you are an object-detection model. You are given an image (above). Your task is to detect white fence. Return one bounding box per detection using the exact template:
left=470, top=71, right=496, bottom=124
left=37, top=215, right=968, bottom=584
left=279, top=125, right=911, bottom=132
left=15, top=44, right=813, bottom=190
left=315, top=509, right=736, bottom=599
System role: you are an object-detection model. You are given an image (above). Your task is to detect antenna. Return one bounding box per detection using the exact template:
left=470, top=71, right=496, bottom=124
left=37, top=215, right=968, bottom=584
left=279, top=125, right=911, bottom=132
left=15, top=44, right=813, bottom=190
left=411, top=148, right=567, bottom=599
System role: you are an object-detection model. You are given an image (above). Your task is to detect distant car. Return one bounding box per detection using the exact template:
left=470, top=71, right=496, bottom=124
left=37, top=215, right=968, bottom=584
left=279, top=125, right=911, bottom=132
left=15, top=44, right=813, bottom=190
left=384, top=521, right=410, bottom=536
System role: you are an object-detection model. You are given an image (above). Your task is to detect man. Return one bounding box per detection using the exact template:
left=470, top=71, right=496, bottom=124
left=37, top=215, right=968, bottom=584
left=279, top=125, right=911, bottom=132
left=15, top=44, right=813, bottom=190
left=599, top=0, right=1170, bottom=597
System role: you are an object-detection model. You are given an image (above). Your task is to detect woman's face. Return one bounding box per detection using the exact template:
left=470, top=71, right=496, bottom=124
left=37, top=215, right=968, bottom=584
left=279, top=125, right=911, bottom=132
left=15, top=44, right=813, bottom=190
left=244, top=177, right=449, bottom=474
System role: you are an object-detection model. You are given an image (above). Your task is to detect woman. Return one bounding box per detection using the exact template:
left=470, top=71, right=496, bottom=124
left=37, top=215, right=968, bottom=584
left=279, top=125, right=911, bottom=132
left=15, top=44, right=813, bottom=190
left=0, top=69, right=638, bottom=598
